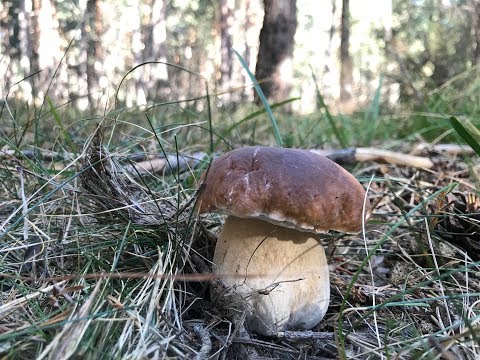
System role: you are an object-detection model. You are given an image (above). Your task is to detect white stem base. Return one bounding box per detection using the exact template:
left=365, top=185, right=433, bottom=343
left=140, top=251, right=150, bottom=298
left=212, top=216, right=330, bottom=336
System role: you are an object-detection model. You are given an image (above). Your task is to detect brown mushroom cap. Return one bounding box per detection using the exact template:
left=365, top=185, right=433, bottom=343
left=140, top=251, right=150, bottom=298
left=198, top=146, right=370, bottom=234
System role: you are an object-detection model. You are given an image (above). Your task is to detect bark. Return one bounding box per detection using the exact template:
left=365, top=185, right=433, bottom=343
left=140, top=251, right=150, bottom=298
left=72, top=0, right=102, bottom=108
left=240, top=0, right=253, bottom=101
left=142, top=0, right=169, bottom=100
left=1, top=1, right=12, bottom=89
left=18, top=0, right=31, bottom=75
left=30, top=0, right=40, bottom=83
left=431, top=1, right=450, bottom=86
left=84, top=0, right=102, bottom=105
left=94, top=0, right=103, bottom=60
left=473, top=0, right=480, bottom=65
left=339, top=0, right=352, bottom=101
left=5, top=1, right=20, bottom=61
left=255, top=0, right=297, bottom=103
left=243, top=0, right=252, bottom=74
left=219, top=0, right=234, bottom=89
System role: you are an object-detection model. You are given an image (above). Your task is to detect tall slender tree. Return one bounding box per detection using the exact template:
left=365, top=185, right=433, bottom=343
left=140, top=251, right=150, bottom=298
left=339, top=0, right=352, bottom=101
left=219, top=0, right=234, bottom=90
left=81, top=0, right=102, bottom=106
left=0, top=2, right=12, bottom=90
left=473, top=0, right=480, bottom=65
left=255, top=0, right=297, bottom=103
left=243, top=0, right=253, bottom=67
left=142, top=0, right=169, bottom=100
left=30, top=0, right=40, bottom=89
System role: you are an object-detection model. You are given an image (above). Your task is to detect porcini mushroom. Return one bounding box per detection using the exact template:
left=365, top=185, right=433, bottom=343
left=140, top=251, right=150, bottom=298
left=197, top=146, right=370, bottom=336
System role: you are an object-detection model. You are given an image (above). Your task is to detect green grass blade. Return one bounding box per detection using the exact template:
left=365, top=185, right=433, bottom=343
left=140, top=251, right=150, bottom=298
left=0, top=163, right=93, bottom=240
left=46, top=96, right=77, bottom=152
left=448, top=116, right=480, bottom=156
left=218, top=98, right=299, bottom=147
left=337, top=182, right=458, bottom=359
left=364, top=76, right=383, bottom=146
left=232, top=48, right=283, bottom=146
left=310, top=68, right=348, bottom=148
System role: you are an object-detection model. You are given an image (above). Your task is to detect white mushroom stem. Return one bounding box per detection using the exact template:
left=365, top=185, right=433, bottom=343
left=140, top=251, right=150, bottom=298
left=212, top=216, right=330, bottom=336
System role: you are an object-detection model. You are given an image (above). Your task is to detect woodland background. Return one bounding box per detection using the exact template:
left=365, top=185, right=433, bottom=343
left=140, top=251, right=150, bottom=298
left=1, top=0, right=479, bottom=116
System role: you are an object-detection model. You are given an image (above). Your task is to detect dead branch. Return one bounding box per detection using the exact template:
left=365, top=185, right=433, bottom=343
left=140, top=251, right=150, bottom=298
left=4, top=144, right=460, bottom=174
left=276, top=330, right=335, bottom=341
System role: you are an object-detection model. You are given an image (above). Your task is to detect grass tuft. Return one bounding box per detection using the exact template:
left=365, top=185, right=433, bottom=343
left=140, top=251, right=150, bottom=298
left=233, top=49, right=283, bottom=146
left=1, top=66, right=480, bottom=358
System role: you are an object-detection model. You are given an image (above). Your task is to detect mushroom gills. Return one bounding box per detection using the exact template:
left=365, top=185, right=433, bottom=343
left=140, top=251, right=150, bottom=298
left=211, top=216, right=330, bottom=336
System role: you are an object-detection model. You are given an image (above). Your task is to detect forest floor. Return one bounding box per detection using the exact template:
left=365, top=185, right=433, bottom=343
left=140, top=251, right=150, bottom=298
left=1, top=98, right=480, bottom=359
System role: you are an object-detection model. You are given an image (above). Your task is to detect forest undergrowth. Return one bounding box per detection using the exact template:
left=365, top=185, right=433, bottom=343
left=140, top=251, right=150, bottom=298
left=1, top=69, right=480, bottom=359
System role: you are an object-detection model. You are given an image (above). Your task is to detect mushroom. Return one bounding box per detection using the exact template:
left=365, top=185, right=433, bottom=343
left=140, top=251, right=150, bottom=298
left=197, top=146, right=370, bottom=336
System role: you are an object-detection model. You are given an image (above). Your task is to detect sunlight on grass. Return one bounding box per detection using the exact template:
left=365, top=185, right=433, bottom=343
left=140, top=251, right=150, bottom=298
left=1, top=66, right=480, bottom=359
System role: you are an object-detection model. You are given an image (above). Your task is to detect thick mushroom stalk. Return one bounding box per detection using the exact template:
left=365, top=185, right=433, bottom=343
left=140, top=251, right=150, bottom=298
left=213, top=216, right=330, bottom=336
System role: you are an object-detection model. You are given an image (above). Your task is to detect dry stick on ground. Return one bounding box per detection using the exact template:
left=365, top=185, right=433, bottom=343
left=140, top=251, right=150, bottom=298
left=277, top=330, right=335, bottom=340
left=1, top=146, right=443, bottom=174
left=128, top=147, right=435, bottom=174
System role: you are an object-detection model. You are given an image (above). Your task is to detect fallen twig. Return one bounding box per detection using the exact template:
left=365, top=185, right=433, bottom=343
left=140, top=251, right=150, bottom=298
left=277, top=330, right=335, bottom=341
left=124, top=151, right=208, bottom=175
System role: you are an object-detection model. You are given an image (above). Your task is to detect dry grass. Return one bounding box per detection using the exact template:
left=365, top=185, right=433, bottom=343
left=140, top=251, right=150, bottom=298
left=1, top=109, right=480, bottom=359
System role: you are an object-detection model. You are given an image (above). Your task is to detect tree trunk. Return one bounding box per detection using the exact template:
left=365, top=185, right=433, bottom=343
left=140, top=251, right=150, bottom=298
left=18, top=0, right=31, bottom=74
left=142, top=0, right=169, bottom=101
left=84, top=0, right=102, bottom=106
left=240, top=0, right=255, bottom=101
left=473, top=0, right=480, bottom=65
left=219, top=0, right=234, bottom=89
left=30, top=0, right=40, bottom=87
left=78, top=0, right=103, bottom=106
left=4, top=1, right=20, bottom=61
left=255, top=0, right=297, bottom=103
left=1, top=1, right=14, bottom=90
left=339, top=0, right=352, bottom=102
